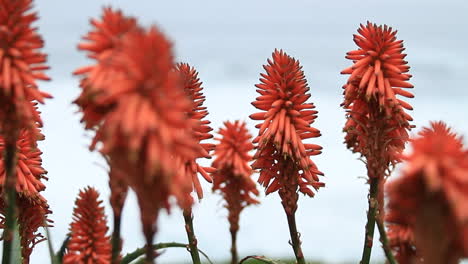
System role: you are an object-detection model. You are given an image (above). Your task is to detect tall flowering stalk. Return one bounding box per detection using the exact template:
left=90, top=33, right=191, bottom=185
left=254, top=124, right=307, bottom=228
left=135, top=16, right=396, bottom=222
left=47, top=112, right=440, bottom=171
left=74, top=9, right=137, bottom=263
left=341, top=22, right=414, bottom=263
left=74, top=8, right=202, bottom=263
left=108, top=166, right=128, bottom=263
left=63, top=187, right=111, bottom=264
left=386, top=122, right=468, bottom=264
left=212, top=120, right=259, bottom=264
left=0, top=128, right=51, bottom=263
left=0, top=0, right=51, bottom=262
left=175, top=63, right=215, bottom=264
left=250, top=49, right=324, bottom=264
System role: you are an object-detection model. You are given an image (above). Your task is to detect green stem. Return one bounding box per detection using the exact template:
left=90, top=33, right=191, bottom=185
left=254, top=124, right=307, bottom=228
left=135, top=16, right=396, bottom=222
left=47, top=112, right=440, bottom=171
left=230, top=229, right=238, bottom=264
left=285, top=212, right=306, bottom=264
left=2, top=139, right=18, bottom=264
left=183, top=208, right=201, bottom=264
left=360, top=178, right=379, bottom=264
left=377, top=219, right=397, bottom=264
left=120, top=242, right=213, bottom=264
left=111, top=214, right=122, bottom=263
left=56, top=235, right=70, bottom=263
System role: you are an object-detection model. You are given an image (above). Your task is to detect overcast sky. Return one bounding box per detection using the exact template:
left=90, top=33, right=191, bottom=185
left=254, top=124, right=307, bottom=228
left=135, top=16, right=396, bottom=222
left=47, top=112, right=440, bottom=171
left=16, top=0, right=468, bottom=263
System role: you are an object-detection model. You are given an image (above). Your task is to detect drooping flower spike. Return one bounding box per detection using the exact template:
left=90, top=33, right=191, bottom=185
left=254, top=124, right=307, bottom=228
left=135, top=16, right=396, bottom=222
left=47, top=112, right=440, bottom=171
left=0, top=0, right=51, bottom=138
left=212, top=120, right=259, bottom=226
left=0, top=126, right=51, bottom=263
left=341, top=21, right=414, bottom=167
left=386, top=220, right=417, bottom=264
left=75, top=10, right=203, bottom=262
left=386, top=122, right=468, bottom=263
left=0, top=193, right=51, bottom=264
left=212, top=120, right=259, bottom=264
left=250, top=49, right=323, bottom=264
left=17, top=195, right=52, bottom=264
left=250, top=49, right=324, bottom=200
left=174, top=63, right=215, bottom=202
left=0, top=129, right=48, bottom=199
left=63, top=187, right=111, bottom=264
left=341, top=22, right=415, bottom=264
left=73, top=7, right=138, bottom=130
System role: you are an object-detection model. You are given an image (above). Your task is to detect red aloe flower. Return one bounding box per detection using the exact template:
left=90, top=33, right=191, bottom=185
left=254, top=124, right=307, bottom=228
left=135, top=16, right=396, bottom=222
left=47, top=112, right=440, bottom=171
left=0, top=0, right=51, bottom=138
left=250, top=49, right=323, bottom=264
left=386, top=122, right=468, bottom=264
left=63, top=187, right=111, bottom=264
left=386, top=214, right=418, bottom=264
left=341, top=22, right=415, bottom=263
left=75, top=12, right=203, bottom=262
left=0, top=126, right=50, bottom=263
left=0, top=194, right=51, bottom=264
left=17, top=195, right=52, bottom=263
left=0, top=129, right=47, bottom=199
left=250, top=49, right=324, bottom=206
left=212, top=120, right=259, bottom=264
left=174, top=62, right=215, bottom=202
left=73, top=7, right=138, bottom=130
left=341, top=21, right=414, bottom=167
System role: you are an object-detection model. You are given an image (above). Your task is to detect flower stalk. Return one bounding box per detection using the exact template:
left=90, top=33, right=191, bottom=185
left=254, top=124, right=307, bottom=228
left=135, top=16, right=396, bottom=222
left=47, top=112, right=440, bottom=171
left=230, top=228, right=238, bottom=264
left=183, top=208, right=201, bottom=264
left=286, top=212, right=305, bottom=264
left=377, top=218, right=397, bottom=264
left=111, top=215, right=122, bottom=264
left=2, top=135, right=18, bottom=264
left=361, top=178, right=378, bottom=264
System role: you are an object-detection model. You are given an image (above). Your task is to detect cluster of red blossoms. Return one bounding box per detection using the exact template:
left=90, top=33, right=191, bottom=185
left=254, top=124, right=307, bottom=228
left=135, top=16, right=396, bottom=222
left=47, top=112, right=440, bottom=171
left=386, top=122, right=468, bottom=263
left=73, top=7, right=216, bottom=261
left=0, top=0, right=51, bottom=139
left=212, top=121, right=259, bottom=232
left=1, top=2, right=467, bottom=264
left=341, top=22, right=414, bottom=170
left=0, top=0, right=52, bottom=263
left=63, top=187, right=111, bottom=264
left=250, top=49, right=324, bottom=206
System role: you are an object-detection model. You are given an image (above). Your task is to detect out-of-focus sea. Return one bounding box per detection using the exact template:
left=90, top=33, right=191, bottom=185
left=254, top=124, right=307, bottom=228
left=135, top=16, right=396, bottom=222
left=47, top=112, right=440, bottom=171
left=16, top=0, right=468, bottom=263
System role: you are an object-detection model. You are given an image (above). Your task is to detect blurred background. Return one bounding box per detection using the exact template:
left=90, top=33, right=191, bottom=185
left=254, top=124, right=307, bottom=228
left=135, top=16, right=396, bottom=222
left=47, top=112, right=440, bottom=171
left=26, top=0, right=468, bottom=263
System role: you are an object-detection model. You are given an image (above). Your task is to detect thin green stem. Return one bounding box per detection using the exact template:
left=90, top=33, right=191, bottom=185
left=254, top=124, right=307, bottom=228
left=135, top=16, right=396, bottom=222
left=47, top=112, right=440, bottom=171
left=360, top=178, right=379, bottom=264
left=120, top=242, right=213, bottom=264
left=377, top=218, right=397, bottom=264
left=56, top=235, right=70, bottom=263
left=44, top=226, right=59, bottom=264
left=239, top=255, right=281, bottom=264
left=2, top=139, right=18, bottom=264
left=111, top=214, right=122, bottom=264
left=183, top=208, right=201, bottom=264
left=230, top=229, right=238, bottom=264
left=285, top=212, right=306, bottom=264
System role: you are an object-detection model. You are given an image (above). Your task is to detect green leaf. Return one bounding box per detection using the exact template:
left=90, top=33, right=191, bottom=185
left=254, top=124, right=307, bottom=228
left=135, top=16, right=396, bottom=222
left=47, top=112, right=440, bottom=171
left=43, top=226, right=59, bottom=264
left=239, top=256, right=282, bottom=264
left=120, top=242, right=213, bottom=264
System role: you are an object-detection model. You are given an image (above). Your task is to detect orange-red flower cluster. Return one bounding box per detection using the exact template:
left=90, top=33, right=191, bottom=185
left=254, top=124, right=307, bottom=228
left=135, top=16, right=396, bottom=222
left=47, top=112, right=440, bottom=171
left=386, top=122, right=468, bottom=263
left=0, top=128, right=51, bottom=263
left=63, top=187, right=111, bottom=264
left=0, top=0, right=51, bottom=138
left=386, top=217, right=417, bottom=264
left=341, top=22, right=414, bottom=167
left=0, top=129, right=47, bottom=199
left=212, top=121, right=259, bottom=232
left=250, top=49, right=324, bottom=200
left=74, top=8, right=205, bottom=255
left=174, top=63, right=215, bottom=203
left=17, top=196, right=52, bottom=264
